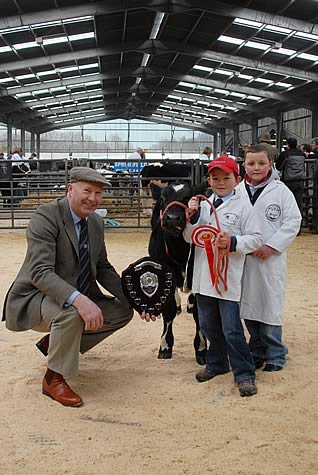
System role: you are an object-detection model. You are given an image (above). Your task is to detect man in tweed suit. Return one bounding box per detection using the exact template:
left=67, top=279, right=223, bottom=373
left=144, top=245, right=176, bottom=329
left=2, top=167, right=133, bottom=407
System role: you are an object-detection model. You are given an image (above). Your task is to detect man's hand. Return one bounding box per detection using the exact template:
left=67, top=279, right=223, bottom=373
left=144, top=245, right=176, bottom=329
left=72, top=294, right=104, bottom=331
left=252, top=245, right=277, bottom=260
left=140, top=311, right=161, bottom=322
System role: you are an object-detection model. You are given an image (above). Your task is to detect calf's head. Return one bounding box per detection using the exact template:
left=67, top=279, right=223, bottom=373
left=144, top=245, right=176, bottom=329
left=159, top=182, right=193, bottom=236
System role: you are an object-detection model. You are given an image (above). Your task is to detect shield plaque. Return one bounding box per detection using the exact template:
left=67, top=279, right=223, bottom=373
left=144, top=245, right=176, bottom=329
left=121, top=257, right=176, bottom=316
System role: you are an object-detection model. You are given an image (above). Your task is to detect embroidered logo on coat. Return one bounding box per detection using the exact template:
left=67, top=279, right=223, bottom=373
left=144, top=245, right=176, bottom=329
left=222, top=213, right=239, bottom=226
left=265, top=204, right=281, bottom=221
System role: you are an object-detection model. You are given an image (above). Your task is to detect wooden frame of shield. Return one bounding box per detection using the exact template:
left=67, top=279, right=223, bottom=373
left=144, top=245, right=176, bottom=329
left=121, top=257, right=177, bottom=316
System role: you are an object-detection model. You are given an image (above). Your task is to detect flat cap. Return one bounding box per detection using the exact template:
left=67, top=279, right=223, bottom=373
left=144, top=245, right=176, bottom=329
left=70, top=166, right=109, bottom=187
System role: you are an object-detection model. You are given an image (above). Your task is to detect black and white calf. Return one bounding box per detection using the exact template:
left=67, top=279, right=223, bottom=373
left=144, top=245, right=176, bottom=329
left=148, top=180, right=207, bottom=364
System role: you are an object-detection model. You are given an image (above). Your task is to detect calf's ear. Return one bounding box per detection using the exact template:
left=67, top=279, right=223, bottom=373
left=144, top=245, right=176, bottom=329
left=150, top=183, right=163, bottom=201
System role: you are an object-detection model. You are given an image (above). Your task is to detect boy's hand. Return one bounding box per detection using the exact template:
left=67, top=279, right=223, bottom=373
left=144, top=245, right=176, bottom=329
left=215, top=232, right=230, bottom=249
left=188, top=196, right=199, bottom=212
left=140, top=311, right=161, bottom=322
left=253, top=245, right=276, bottom=260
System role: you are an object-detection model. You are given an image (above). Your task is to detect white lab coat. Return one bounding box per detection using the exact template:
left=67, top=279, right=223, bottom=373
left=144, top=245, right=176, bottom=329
left=183, top=193, right=263, bottom=302
left=237, top=177, right=301, bottom=325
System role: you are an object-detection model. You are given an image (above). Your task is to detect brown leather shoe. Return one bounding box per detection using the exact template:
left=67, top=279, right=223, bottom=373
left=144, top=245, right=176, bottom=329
left=42, top=369, right=83, bottom=407
left=36, top=334, right=50, bottom=356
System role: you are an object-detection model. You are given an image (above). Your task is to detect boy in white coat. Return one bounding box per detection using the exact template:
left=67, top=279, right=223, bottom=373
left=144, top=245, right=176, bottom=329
left=184, top=155, right=263, bottom=397
left=238, top=144, right=301, bottom=371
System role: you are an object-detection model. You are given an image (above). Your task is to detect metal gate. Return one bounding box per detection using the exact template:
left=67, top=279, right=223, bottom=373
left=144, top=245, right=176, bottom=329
left=0, top=158, right=317, bottom=232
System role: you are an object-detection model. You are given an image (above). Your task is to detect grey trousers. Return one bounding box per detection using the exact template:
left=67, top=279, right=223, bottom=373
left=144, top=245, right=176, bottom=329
left=33, top=295, right=133, bottom=379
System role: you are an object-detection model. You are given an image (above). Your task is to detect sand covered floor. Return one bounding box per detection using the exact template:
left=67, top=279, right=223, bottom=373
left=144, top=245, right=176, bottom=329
left=0, top=230, right=318, bottom=475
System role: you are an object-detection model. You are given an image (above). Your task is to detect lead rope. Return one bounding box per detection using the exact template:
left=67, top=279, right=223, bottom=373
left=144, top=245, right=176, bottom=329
left=160, top=195, right=230, bottom=296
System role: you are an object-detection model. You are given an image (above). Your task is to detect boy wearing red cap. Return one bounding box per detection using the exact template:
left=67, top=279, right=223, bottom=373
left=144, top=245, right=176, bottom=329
left=184, top=155, right=262, bottom=397
left=237, top=144, right=301, bottom=372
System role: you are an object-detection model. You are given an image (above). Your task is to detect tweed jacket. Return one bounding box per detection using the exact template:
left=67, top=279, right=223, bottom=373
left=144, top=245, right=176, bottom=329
left=2, top=197, right=128, bottom=331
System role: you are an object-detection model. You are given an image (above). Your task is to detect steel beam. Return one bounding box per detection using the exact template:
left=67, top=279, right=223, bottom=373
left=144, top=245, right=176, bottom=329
left=2, top=40, right=318, bottom=85
left=0, top=0, right=317, bottom=36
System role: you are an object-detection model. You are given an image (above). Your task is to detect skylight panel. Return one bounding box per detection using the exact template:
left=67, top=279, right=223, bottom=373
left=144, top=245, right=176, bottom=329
left=0, top=46, right=11, bottom=53
left=245, top=41, right=270, bottom=50
left=273, top=47, right=296, bottom=56
left=15, top=73, right=36, bottom=80
left=196, top=85, right=211, bottom=91
left=50, top=86, right=67, bottom=92
left=14, top=41, right=38, bottom=50
left=69, top=32, right=95, bottom=42
left=214, top=69, right=233, bottom=76
left=15, top=92, right=31, bottom=97
left=238, top=74, right=253, bottom=80
left=0, top=77, right=15, bottom=83
left=298, top=52, right=318, bottom=61
left=167, top=95, right=181, bottom=100
left=37, top=70, right=56, bottom=77
left=214, top=88, right=228, bottom=95
left=264, top=25, right=291, bottom=34
left=193, top=65, right=213, bottom=72
left=275, top=82, right=292, bottom=88
left=254, top=78, right=273, bottom=84
left=247, top=95, right=261, bottom=101
left=179, top=81, right=196, bottom=88
left=230, top=92, right=245, bottom=98
left=233, top=18, right=262, bottom=28
left=43, top=37, right=68, bottom=46
left=217, top=35, right=244, bottom=46
left=295, top=32, right=318, bottom=42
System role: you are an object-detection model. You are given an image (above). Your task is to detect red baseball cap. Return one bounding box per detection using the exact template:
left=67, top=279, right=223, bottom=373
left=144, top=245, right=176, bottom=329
left=207, top=155, right=239, bottom=175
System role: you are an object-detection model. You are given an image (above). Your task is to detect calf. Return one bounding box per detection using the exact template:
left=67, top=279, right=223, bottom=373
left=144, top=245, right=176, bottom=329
left=148, top=180, right=207, bottom=364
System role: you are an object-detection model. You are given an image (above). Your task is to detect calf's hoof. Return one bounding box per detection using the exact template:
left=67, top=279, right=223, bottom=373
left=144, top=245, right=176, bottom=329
left=195, top=351, right=207, bottom=366
left=158, top=348, right=173, bottom=359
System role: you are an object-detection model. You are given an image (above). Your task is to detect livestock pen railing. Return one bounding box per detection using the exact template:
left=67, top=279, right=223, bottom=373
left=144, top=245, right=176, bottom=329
left=0, top=158, right=317, bottom=232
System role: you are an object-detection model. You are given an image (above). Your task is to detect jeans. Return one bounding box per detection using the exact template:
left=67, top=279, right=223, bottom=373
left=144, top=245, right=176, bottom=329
left=244, top=320, right=288, bottom=367
left=196, top=294, right=255, bottom=383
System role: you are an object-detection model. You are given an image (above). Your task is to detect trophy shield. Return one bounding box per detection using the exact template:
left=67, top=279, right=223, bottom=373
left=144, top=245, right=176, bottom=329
left=121, top=257, right=176, bottom=316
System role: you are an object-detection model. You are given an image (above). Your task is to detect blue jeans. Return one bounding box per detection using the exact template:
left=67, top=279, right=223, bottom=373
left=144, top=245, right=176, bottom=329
left=196, top=294, right=255, bottom=383
left=244, top=320, right=288, bottom=367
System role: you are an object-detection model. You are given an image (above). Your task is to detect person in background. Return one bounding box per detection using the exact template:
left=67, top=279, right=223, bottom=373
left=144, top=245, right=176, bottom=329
left=276, top=138, right=305, bottom=230
left=310, top=137, right=318, bottom=159
left=2, top=167, right=133, bottom=407
left=258, top=131, right=279, bottom=162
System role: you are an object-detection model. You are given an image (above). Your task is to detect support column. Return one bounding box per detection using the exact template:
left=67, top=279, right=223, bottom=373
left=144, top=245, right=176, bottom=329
left=7, top=120, right=12, bottom=156
left=220, top=128, right=225, bottom=153
left=21, top=123, right=26, bottom=155
left=30, top=131, right=35, bottom=153
left=312, top=104, right=318, bottom=138
left=233, top=124, right=239, bottom=157
left=213, top=133, right=218, bottom=158
left=36, top=133, right=41, bottom=158
left=276, top=112, right=284, bottom=153
left=252, top=120, right=258, bottom=145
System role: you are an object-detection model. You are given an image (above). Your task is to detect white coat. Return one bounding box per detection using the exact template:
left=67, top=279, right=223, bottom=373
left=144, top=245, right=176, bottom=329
left=237, top=177, right=301, bottom=325
left=183, top=193, right=263, bottom=302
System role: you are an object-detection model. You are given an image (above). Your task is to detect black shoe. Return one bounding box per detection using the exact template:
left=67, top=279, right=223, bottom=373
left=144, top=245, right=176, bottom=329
left=263, top=364, right=283, bottom=372
left=238, top=380, right=257, bottom=397
left=253, top=358, right=265, bottom=370
left=36, top=334, right=50, bottom=356
left=195, top=368, right=218, bottom=383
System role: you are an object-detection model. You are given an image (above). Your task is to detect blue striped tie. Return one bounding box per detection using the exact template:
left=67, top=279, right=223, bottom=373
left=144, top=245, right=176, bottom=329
left=78, top=219, right=90, bottom=295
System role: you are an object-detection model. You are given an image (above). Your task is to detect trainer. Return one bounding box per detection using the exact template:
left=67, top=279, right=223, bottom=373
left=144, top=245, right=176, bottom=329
left=2, top=167, right=133, bottom=407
